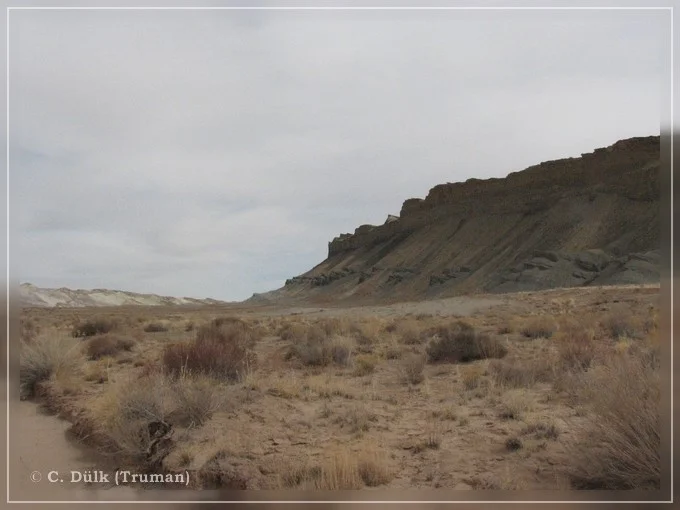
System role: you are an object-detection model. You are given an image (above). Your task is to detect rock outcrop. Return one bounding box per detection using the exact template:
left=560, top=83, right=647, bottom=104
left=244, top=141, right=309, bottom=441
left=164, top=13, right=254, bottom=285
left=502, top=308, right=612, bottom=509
left=266, top=135, right=660, bottom=304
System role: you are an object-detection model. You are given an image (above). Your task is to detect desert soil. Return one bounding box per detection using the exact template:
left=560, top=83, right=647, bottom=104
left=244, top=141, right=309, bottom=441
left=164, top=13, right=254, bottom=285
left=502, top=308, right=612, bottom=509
left=14, top=283, right=661, bottom=498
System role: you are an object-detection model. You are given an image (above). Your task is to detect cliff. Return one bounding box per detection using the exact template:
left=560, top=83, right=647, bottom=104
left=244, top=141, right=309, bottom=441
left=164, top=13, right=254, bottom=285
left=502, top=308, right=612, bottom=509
left=260, top=135, right=660, bottom=304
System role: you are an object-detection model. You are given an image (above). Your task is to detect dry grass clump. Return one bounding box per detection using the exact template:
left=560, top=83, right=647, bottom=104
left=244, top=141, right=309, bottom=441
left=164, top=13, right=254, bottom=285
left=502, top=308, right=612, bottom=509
left=211, top=316, right=248, bottom=328
left=315, top=317, right=350, bottom=337
left=20, top=318, right=38, bottom=342
left=382, top=341, right=402, bottom=360
left=85, top=334, right=136, bottom=360
left=602, top=306, right=642, bottom=339
left=196, top=320, right=259, bottom=347
left=162, top=322, right=256, bottom=381
left=424, top=420, right=443, bottom=450
left=460, top=363, right=486, bottom=390
left=84, top=357, right=113, bottom=383
left=642, top=307, right=659, bottom=335
left=171, top=374, right=227, bottom=427
left=352, top=354, right=378, bottom=377
left=425, top=321, right=507, bottom=363
left=290, top=334, right=327, bottom=366
left=308, top=444, right=392, bottom=489
left=430, top=405, right=457, bottom=421
left=399, top=353, right=426, bottom=385
left=91, top=372, right=172, bottom=459
left=144, top=321, right=169, bottom=333
left=488, top=356, right=555, bottom=388
left=266, top=371, right=305, bottom=400
left=498, top=389, right=535, bottom=420
left=289, top=330, right=354, bottom=368
left=20, top=334, right=84, bottom=399
left=346, top=319, right=383, bottom=354
left=566, top=349, right=660, bottom=489
left=327, top=335, right=354, bottom=366
left=72, top=317, right=118, bottom=337
left=520, top=315, right=557, bottom=339
left=357, top=447, right=393, bottom=486
left=335, top=404, right=378, bottom=433
left=521, top=417, right=560, bottom=440
left=395, top=319, right=423, bottom=345
left=469, top=471, right=526, bottom=490
left=279, top=460, right=321, bottom=488
left=278, top=321, right=309, bottom=341
left=315, top=448, right=363, bottom=490
left=555, top=323, right=599, bottom=371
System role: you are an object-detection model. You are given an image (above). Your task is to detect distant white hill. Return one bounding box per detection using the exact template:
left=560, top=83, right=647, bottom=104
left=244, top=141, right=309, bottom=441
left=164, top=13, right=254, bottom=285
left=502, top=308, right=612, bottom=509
left=19, top=283, right=228, bottom=308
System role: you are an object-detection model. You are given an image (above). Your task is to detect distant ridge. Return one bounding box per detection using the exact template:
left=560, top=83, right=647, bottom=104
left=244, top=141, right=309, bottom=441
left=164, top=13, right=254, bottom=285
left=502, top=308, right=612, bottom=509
left=19, top=282, right=229, bottom=308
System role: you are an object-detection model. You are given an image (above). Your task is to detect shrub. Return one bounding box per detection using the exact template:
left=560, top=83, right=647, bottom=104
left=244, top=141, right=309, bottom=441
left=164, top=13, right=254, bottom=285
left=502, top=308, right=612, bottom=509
left=328, top=336, right=353, bottom=367
left=349, top=320, right=381, bottom=346
left=426, top=321, right=507, bottom=363
left=279, top=321, right=309, bottom=341
left=399, top=353, right=426, bottom=385
left=357, top=448, right=393, bottom=486
left=556, top=327, right=599, bottom=371
left=196, top=321, right=259, bottom=349
left=315, top=317, right=349, bottom=337
left=144, top=322, right=169, bottom=333
left=290, top=331, right=353, bottom=367
left=315, top=449, right=362, bottom=490
left=20, top=318, right=38, bottom=342
left=602, top=307, right=641, bottom=339
left=383, top=345, right=402, bottom=360
left=162, top=323, right=255, bottom=381
left=566, top=352, right=660, bottom=489
left=499, top=389, right=535, bottom=420
left=304, top=325, right=328, bottom=345
left=352, top=355, right=377, bottom=377
left=489, top=357, right=555, bottom=388
left=86, top=334, right=136, bottom=360
left=337, top=405, right=377, bottom=433
left=211, top=316, right=247, bottom=328
left=172, top=374, right=226, bottom=427
left=92, top=373, right=172, bottom=459
left=505, top=437, right=523, bottom=451
left=460, top=364, right=485, bottom=390
left=84, top=358, right=112, bottom=383
left=20, top=334, right=84, bottom=398
left=521, top=419, right=560, bottom=440
left=520, top=316, right=557, bottom=339
left=279, top=460, right=322, bottom=488
left=397, top=320, right=423, bottom=345
left=292, top=335, right=328, bottom=366
left=72, top=318, right=118, bottom=338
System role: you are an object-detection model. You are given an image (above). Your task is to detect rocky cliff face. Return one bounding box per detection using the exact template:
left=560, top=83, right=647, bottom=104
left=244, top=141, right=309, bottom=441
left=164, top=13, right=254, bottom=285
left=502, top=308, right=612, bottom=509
left=264, top=135, right=660, bottom=304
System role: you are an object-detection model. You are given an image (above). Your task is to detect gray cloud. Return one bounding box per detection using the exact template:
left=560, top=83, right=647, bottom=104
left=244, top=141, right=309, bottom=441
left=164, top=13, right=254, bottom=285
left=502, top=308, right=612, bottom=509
left=9, top=7, right=667, bottom=300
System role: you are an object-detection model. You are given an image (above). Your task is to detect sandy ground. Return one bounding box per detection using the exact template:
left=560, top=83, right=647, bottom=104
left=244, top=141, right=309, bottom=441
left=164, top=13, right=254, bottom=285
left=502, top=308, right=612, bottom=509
left=14, top=283, right=661, bottom=499
left=261, top=295, right=510, bottom=319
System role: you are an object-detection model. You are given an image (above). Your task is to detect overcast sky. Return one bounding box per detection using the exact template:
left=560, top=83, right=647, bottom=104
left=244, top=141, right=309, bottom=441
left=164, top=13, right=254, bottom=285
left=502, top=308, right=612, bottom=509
left=9, top=6, right=667, bottom=301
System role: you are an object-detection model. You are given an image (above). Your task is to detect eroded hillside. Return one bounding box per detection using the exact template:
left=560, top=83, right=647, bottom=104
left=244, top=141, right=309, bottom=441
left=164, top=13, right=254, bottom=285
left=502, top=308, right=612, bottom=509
left=19, top=283, right=228, bottom=308
left=260, top=135, right=659, bottom=304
